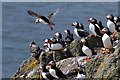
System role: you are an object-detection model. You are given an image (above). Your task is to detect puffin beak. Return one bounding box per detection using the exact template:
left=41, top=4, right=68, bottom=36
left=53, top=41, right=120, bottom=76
left=88, top=19, right=90, bottom=22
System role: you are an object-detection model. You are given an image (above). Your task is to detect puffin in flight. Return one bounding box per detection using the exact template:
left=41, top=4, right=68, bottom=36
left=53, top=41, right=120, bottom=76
left=27, top=9, right=59, bottom=31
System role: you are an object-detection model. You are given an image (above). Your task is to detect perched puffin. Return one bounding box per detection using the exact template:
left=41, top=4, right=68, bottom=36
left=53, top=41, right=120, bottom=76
left=72, top=22, right=89, bottom=38
left=54, top=32, right=65, bottom=46
left=41, top=65, right=57, bottom=80
left=106, top=14, right=117, bottom=34
left=47, top=61, right=67, bottom=79
left=75, top=69, right=86, bottom=79
left=64, top=29, right=74, bottom=43
left=102, top=27, right=113, bottom=53
left=114, top=16, right=120, bottom=32
left=45, top=38, right=64, bottom=61
left=29, top=41, right=40, bottom=54
left=27, top=9, right=59, bottom=31
left=43, top=38, right=51, bottom=52
left=88, top=17, right=103, bottom=37
left=80, top=38, right=95, bottom=62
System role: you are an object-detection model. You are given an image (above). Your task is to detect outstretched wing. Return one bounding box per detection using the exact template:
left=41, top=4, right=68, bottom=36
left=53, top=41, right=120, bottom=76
left=48, top=9, right=59, bottom=19
left=28, top=10, right=41, bottom=18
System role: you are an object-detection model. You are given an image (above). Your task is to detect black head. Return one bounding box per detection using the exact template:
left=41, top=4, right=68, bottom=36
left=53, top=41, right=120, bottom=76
left=29, top=41, right=36, bottom=47
left=106, top=14, right=114, bottom=21
left=102, top=27, right=112, bottom=36
left=64, top=29, right=70, bottom=35
left=47, top=61, right=56, bottom=68
left=88, top=17, right=97, bottom=24
left=54, top=32, right=62, bottom=39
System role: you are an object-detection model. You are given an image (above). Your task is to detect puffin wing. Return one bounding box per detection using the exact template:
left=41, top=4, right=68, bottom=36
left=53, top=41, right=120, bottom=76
left=48, top=9, right=59, bottom=19
left=28, top=10, right=41, bottom=18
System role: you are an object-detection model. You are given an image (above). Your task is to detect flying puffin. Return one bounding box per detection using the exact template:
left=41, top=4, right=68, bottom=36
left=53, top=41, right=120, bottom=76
left=101, top=27, right=113, bottom=53
left=47, top=61, right=67, bottom=79
left=88, top=17, right=103, bottom=37
left=27, top=9, right=59, bottom=31
left=72, top=22, right=89, bottom=38
left=106, top=14, right=117, bottom=35
left=114, top=16, right=120, bottom=32
left=64, top=29, right=74, bottom=44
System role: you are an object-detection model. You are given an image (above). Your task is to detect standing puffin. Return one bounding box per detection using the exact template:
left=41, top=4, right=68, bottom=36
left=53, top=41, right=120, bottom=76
left=88, top=17, right=103, bottom=37
left=41, top=65, right=57, bottom=80
left=64, top=29, right=74, bottom=44
left=27, top=9, right=59, bottom=31
left=106, top=14, right=117, bottom=35
left=101, top=27, right=113, bottom=53
left=72, top=22, right=89, bottom=38
left=75, top=69, right=86, bottom=79
left=114, top=16, right=120, bottom=32
left=80, top=38, right=93, bottom=62
left=47, top=61, right=67, bottom=79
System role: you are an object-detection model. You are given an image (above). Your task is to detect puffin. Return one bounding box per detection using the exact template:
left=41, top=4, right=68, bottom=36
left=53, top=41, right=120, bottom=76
left=41, top=65, right=57, bottom=80
left=47, top=61, right=67, bottom=79
left=75, top=69, right=86, bottom=79
left=54, top=32, right=65, bottom=46
left=88, top=17, right=103, bottom=37
left=27, top=9, right=59, bottom=31
left=114, top=16, right=120, bottom=32
left=43, top=38, right=51, bottom=52
left=72, top=22, right=89, bottom=38
left=45, top=38, right=63, bottom=61
left=106, top=14, right=117, bottom=36
left=64, top=29, right=74, bottom=44
left=80, top=38, right=95, bottom=62
left=101, top=27, right=113, bottom=53
left=29, top=41, right=40, bottom=54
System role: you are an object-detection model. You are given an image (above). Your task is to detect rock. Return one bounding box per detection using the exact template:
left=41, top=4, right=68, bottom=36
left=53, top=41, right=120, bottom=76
left=70, top=39, right=83, bottom=56
left=39, top=50, right=66, bottom=66
left=12, top=33, right=120, bottom=80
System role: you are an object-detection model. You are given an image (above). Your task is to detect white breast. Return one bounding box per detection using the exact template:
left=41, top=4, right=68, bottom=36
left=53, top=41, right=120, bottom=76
left=74, top=28, right=81, bottom=38
left=76, top=72, right=85, bottom=78
left=48, top=43, right=63, bottom=50
left=49, top=68, right=59, bottom=79
left=82, top=45, right=92, bottom=57
left=107, top=20, right=116, bottom=33
left=39, top=18, right=48, bottom=24
left=89, top=23, right=97, bottom=36
left=102, top=33, right=112, bottom=49
left=41, top=72, right=47, bottom=79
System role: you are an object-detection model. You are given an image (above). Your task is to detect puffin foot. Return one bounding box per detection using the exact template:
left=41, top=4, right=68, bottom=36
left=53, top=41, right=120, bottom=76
left=88, top=34, right=95, bottom=37
left=111, top=32, right=116, bottom=38
left=102, top=48, right=110, bottom=53
left=83, top=56, right=90, bottom=62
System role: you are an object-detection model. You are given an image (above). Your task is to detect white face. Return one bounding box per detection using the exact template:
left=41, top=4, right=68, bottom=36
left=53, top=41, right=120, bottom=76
left=54, top=32, right=59, bottom=37
left=64, top=30, right=68, bottom=34
left=72, top=22, right=77, bottom=26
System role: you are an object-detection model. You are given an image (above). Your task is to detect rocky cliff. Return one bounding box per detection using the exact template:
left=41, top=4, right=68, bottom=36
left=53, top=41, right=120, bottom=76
left=12, top=32, right=120, bottom=80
